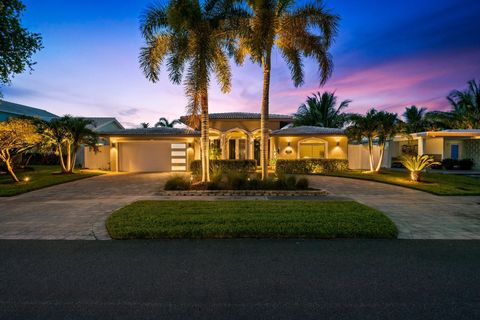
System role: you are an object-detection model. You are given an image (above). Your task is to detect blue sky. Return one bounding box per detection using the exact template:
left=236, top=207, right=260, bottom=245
left=3, top=0, right=480, bottom=127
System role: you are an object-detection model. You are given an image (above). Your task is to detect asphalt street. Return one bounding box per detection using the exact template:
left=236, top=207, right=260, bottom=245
left=1, top=239, right=479, bottom=319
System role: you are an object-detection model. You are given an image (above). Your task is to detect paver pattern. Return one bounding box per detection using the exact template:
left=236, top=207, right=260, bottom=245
left=308, top=175, right=480, bottom=239
left=0, top=173, right=171, bottom=240
left=1, top=172, right=479, bottom=239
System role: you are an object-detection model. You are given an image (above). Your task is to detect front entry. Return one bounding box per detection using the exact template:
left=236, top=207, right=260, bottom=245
left=228, top=139, right=247, bottom=160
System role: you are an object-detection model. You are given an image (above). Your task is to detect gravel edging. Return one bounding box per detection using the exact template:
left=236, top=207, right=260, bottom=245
left=158, top=189, right=329, bottom=196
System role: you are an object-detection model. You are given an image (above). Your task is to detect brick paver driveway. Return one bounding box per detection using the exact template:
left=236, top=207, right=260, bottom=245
left=0, top=173, right=172, bottom=240
left=308, top=175, right=480, bottom=239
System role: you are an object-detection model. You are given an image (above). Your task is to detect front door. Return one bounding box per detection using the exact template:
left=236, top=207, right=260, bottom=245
left=451, top=144, right=459, bottom=160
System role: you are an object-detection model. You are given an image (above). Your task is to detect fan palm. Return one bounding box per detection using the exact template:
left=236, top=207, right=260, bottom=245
left=139, top=0, right=239, bottom=182
left=293, top=91, right=350, bottom=128
left=237, top=0, right=339, bottom=179
left=140, top=122, right=150, bottom=128
left=155, top=117, right=181, bottom=128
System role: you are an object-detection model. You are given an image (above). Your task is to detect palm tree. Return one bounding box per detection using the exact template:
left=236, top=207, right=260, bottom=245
left=139, top=0, right=239, bottom=182
left=293, top=91, right=350, bottom=128
left=374, top=111, right=400, bottom=172
left=155, top=117, right=181, bottom=128
left=347, top=109, right=399, bottom=172
left=39, top=116, right=98, bottom=173
left=237, top=0, right=339, bottom=180
left=403, top=105, right=427, bottom=133
left=446, top=79, right=480, bottom=129
left=346, top=109, right=380, bottom=172
left=140, top=122, right=150, bottom=128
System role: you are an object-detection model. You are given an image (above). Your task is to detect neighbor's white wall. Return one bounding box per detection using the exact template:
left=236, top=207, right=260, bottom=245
left=84, top=145, right=110, bottom=170
left=347, top=144, right=384, bottom=170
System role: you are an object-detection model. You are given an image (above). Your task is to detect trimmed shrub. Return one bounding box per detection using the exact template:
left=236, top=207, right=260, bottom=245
left=458, top=159, right=474, bottom=170
left=295, top=177, right=309, bottom=190
left=190, top=160, right=256, bottom=176
left=441, top=158, right=474, bottom=170
left=275, top=159, right=349, bottom=175
left=164, top=176, right=191, bottom=190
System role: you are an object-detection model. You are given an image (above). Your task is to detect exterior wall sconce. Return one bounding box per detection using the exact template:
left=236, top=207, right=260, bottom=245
left=336, top=141, right=340, bottom=146
left=287, top=141, right=291, bottom=146
left=111, top=142, right=117, bottom=148
left=188, top=143, right=193, bottom=148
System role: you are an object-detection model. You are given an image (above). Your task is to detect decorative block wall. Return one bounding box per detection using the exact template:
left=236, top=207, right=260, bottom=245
left=463, top=140, right=480, bottom=169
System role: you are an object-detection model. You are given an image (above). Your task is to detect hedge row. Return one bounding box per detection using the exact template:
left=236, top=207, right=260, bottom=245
left=190, top=160, right=256, bottom=175
left=275, top=159, right=349, bottom=175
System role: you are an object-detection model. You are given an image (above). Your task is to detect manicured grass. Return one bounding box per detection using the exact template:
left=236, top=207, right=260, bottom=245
left=323, top=169, right=480, bottom=196
left=0, top=165, right=103, bottom=197
left=106, top=200, right=398, bottom=239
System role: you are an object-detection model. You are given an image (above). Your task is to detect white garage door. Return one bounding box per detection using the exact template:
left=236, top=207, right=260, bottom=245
left=118, top=141, right=187, bottom=172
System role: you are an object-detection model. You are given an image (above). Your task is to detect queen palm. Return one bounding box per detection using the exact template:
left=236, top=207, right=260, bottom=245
left=293, top=91, right=350, bottom=128
left=155, top=117, right=181, bottom=128
left=237, top=0, right=339, bottom=180
left=139, top=0, right=238, bottom=182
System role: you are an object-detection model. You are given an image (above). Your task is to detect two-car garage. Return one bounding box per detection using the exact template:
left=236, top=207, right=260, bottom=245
left=117, top=141, right=189, bottom=172
left=83, top=127, right=198, bottom=172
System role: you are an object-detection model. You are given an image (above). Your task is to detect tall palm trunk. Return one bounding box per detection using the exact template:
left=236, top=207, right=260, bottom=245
left=375, top=142, right=385, bottom=172
left=367, top=138, right=375, bottom=172
left=200, top=91, right=210, bottom=182
left=58, top=146, right=68, bottom=173
left=260, top=49, right=271, bottom=180
left=66, top=143, right=72, bottom=172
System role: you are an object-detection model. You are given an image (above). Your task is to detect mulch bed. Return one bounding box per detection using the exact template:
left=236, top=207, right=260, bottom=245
left=158, top=189, right=329, bottom=196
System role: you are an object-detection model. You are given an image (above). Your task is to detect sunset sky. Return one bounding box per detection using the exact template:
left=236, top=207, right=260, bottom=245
left=3, top=0, right=480, bottom=128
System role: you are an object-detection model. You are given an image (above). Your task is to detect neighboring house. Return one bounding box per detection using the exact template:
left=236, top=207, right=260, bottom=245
left=75, top=117, right=125, bottom=168
left=84, top=112, right=350, bottom=172
left=84, top=117, right=125, bottom=132
left=390, top=130, right=480, bottom=169
left=0, top=100, right=58, bottom=122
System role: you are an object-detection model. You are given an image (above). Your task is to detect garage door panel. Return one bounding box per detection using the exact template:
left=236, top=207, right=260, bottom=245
left=119, top=142, right=171, bottom=172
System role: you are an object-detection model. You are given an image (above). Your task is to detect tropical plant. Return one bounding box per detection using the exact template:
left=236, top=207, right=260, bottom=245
left=446, top=79, right=480, bottom=129
left=401, top=154, right=440, bottom=182
left=294, top=91, right=350, bottom=128
left=237, top=0, right=339, bottom=180
left=374, top=111, right=400, bottom=172
left=39, top=116, right=98, bottom=173
left=347, top=109, right=400, bottom=172
left=346, top=109, right=380, bottom=172
left=403, top=105, right=428, bottom=133
left=155, top=117, right=181, bottom=128
left=140, top=122, right=150, bottom=128
left=139, top=0, right=240, bottom=182
left=0, top=118, right=41, bottom=182
left=0, top=0, right=42, bottom=97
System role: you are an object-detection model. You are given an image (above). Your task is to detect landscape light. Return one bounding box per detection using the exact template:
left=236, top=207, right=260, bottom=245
left=24, top=177, right=30, bottom=182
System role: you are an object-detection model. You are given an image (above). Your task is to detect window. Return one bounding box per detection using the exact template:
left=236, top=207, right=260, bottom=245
left=299, top=142, right=326, bottom=159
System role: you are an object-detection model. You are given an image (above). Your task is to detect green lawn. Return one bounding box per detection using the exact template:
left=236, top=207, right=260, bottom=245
left=323, top=169, right=480, bottom=196
left=0, top=165, right=103, bottom=197
left=106, top=200, right=398, bottom=239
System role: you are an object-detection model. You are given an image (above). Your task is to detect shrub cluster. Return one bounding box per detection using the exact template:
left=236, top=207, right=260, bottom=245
left=190, top=159, right=256, bottom=175
left=275, top=159, right=349, bottom=175
left=164, top=176, right=191, bottom=190
left=441, top=158, right=474, bottom=170
left=164, top=173, right=309, bottom=191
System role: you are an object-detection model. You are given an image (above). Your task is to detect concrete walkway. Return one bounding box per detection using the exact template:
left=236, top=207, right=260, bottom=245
left=0, top=173, right=172, bottom=240
left=308, top=175, right=480, bottom=239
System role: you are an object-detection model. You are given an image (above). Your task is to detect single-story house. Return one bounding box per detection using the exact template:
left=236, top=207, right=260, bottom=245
left=389, top=130, right=480, bottom=169
left=84, top=112, right=354, bottom=172
left=0, top=100, right=58, bottom=122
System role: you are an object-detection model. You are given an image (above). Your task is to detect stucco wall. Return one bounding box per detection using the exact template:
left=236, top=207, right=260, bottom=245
left=84, top=145, right=110, bottom=170
left=274, top=136, right=348, bottom=160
